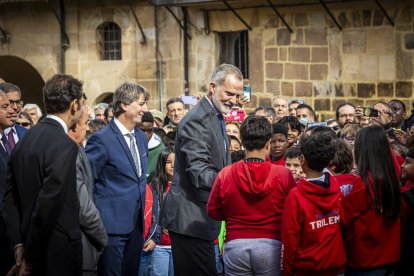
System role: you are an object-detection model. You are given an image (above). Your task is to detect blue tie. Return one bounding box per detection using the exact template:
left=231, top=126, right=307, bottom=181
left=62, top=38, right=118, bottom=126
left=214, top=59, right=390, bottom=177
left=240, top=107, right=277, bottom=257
left=217, top=114, right=227, bottom=151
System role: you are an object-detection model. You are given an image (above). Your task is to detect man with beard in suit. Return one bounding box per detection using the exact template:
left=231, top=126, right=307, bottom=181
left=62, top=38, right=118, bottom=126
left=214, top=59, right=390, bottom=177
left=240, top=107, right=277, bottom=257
left=160, top=64, right=244, bottom=275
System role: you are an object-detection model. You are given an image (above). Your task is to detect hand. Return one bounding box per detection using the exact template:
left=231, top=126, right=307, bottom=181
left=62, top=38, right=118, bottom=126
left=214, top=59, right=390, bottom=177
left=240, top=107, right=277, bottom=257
left=237, top=96, right=248, bottom=108
left=163, top=229, right=169, bottom=236
left=18, top=259, right=31, bottom=276
left=143, top=240, right=156, bottom=252
left=394, top=129, right=408, bottom=145
left=7, top=245, right=24, bottom=276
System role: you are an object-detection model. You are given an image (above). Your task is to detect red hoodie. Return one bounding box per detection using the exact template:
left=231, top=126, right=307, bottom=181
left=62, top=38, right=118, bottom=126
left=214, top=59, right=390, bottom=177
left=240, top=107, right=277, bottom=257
left=207, top=160, right=295, bottom=242
left=281, top=175, right=346, bottom=276
left=341, top=176, right=400, bottom=269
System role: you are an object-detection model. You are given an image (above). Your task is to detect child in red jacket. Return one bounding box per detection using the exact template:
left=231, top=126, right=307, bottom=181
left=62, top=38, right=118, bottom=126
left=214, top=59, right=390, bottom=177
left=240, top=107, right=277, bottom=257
left=281, top=132, right=346, bottom=276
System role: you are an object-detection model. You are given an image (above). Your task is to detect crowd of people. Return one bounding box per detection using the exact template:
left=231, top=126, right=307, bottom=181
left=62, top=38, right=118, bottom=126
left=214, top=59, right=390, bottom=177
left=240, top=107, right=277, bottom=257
left=0, top=63, right=414, bottom=276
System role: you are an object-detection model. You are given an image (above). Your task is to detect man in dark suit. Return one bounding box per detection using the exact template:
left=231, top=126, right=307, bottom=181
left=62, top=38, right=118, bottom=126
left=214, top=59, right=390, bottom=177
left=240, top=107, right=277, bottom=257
left=68, top=107, right=107, bottom=275
left=4, top=74, right=85, bottom=275
left=0, top=82, right=28, bottom=154
left=86, top=82, right=149, bottom=276
left=160, top=64, right=244, bottom=275
left=0, top=89, right=16, bottom=275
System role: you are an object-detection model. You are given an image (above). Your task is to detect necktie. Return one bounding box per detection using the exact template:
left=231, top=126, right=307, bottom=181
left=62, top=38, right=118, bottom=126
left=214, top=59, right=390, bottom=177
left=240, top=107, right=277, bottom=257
left=126, top=133, right=141, bottom=177
left=1, top=134, right=11, bottom=155
left=8, top=128, right=16, bottom=150
left=217, top=114, right=227, bottom=151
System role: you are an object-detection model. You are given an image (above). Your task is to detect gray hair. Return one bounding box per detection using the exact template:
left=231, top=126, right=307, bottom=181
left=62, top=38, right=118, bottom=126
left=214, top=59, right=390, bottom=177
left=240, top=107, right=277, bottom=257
left=272, top=96, right=288, bottom=107
left=23, top=103, right=43, bottom=117
left=210, top=63, right=243, bottom=86
left=113, top=82, right=150, bottom=118
left=94, top=102, right=109, bottom=112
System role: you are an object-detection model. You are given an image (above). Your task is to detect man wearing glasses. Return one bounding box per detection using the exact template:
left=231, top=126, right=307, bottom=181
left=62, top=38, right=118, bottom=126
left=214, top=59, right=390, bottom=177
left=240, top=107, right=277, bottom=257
left=0, top=82, right=27, bottom=153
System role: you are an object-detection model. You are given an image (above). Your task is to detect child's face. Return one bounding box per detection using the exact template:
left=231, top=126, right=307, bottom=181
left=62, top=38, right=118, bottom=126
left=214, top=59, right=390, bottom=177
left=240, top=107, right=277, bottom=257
left=285, top=157, right=304, bottom=181
left=230, top=139, right=241, bottom=153
left=270, top=133, right=288, bottom=160
left=165, top=153, right=175, bottom=180
left=402, top=157, right=414, bottom=181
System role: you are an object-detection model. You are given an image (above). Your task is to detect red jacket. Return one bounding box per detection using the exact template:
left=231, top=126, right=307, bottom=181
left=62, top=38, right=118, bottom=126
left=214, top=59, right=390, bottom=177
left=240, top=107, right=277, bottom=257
left=334, top=173, right=362, bottom=197
left=341, top=176, right=400, bottom=269
left=281, top=175, right=346, bottom=276
left=207, top=160, right=295, bottom=242
left=266, top=154, right=285, bottom=166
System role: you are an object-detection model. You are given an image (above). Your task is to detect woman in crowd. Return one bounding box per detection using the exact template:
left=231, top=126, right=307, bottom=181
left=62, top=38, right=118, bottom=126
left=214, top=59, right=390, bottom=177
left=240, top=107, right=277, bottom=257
left=225, top=121, right=241, bottom=141
left=278, top=116, right=301, bottom=148
left=151, top=146, right=175, bottom=276
left=342, top=125, right=400, bottom=275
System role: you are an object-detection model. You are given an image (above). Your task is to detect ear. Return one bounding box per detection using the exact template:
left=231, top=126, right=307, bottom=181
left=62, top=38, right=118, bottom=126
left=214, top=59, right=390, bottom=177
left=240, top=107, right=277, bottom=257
left=70, top=100, right=78, bottom=115
left=209, top=83, right=216, bottom=94
left=120, top=102, right=128, bottom=112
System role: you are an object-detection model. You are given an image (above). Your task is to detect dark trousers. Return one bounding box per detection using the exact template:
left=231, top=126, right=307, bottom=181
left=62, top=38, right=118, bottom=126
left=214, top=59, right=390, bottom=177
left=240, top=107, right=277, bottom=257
left=169, top=231, right=217, bottom=276
left=98, top=210, right=143, bottom=276
left=0, top=216, right=14, bottom=276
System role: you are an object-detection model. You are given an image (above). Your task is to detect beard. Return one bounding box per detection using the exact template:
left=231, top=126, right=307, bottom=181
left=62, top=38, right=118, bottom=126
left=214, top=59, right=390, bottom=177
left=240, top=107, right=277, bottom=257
left=211, top=91, right=232, bottom=115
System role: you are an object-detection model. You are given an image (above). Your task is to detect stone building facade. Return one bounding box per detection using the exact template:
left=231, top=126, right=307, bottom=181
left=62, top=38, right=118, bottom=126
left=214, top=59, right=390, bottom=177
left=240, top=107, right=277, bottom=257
left=0, top=0, right=413, bottom=120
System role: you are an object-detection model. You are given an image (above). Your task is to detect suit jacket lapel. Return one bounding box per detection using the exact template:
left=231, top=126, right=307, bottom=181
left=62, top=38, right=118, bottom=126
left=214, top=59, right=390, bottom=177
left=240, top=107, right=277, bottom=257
left=200, top=98, right=229, bottom=167
left=110, top=121, right=140, bottom=179
left=0, top=143, right=8, bottom=161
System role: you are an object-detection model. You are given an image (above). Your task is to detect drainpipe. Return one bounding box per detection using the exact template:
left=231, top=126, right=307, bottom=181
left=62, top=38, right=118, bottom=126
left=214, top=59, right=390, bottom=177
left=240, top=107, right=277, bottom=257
left=155, top=7, right=164, bottom=111
left=59, top=0, right=66, bottom=73
left=183, top=7, right=189, bottom=96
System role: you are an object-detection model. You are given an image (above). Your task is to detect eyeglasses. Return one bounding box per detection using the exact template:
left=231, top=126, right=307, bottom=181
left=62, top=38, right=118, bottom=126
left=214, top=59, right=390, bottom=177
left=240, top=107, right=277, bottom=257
left=9, top=100, right=24, bottom=107
left=16, top=122, right=31, bottom=127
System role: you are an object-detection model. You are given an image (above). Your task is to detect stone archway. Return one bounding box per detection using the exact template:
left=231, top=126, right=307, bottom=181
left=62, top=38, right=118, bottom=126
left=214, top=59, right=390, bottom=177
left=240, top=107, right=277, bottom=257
left=0, top=55, right=45, bottom=112
left=94, top=92, right=114, bottom=105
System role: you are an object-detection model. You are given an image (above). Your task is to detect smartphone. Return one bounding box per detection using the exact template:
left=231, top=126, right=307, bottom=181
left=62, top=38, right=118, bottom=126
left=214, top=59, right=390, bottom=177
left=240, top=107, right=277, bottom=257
left=363, top=107, right=379, bottom=117
left=243, top=84, right=251, bottom=103
left=181, top=96, right=198, bottom=105
left=307, top=122, right=328, bottom=128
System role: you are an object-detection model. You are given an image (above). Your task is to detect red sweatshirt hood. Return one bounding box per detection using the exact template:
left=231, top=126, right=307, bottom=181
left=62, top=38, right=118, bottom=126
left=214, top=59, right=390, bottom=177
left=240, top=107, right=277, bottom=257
left=297, top=175, right=341, bottom=212
left=232, top=161, right=275, bottom=199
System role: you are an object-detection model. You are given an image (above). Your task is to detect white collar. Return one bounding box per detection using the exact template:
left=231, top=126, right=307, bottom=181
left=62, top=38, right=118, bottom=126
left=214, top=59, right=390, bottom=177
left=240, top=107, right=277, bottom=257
left=114, top=117, right=134, bottom=136
left=46, top=114, right=68, bottom=133
left=4, top=125, right=16, bottom=135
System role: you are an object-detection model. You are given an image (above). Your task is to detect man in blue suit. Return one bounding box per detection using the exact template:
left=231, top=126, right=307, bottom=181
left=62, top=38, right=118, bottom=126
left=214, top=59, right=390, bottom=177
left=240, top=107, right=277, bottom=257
left=86, top=82, right=149, bottom=276
left=0, top=83, right=28, bottom=154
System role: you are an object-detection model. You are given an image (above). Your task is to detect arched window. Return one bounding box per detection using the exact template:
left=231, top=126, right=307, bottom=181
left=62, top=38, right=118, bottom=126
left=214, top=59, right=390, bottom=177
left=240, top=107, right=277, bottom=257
left=97, top=22, right=122, bottom=60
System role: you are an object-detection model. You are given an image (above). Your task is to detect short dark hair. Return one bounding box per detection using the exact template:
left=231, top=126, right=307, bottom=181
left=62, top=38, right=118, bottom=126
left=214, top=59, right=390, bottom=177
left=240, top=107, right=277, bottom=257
left=231, top=149, right=245, bottom=163
left=285, top=146, right=301, bottom=159
left=0, top=82, right=21, bottom=96
left=272, top=123, right=288, bottom=138
left=141, top=111, right=154, bottom=123
left=335, top=102, right=355, bottom=121
left=297, top=103, right=316, bottom=120
left=253, top=106, right=276, bottom=118
left=389, top=99, right=406, bottom=112
left=331, top=139, right=354, bottom=174
left=43, top=75, right=84, bottom=114
left=240, top=116, right=272, bottom=151
left=163, top=130, right=176, bottom=147
left=166, top=97, right=184, bottom=111
left=308, top=125, right=337, bottom=138
left=300, top=132, right=335, bottom=171
left=104, top=103, right=113, bottom=119
left=278, top=116, right=301, bottom=132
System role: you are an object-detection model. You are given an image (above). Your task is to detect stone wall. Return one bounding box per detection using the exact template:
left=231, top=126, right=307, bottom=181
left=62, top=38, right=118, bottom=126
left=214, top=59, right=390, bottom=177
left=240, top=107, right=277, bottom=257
left=183, top=3, right=414, bottom=120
